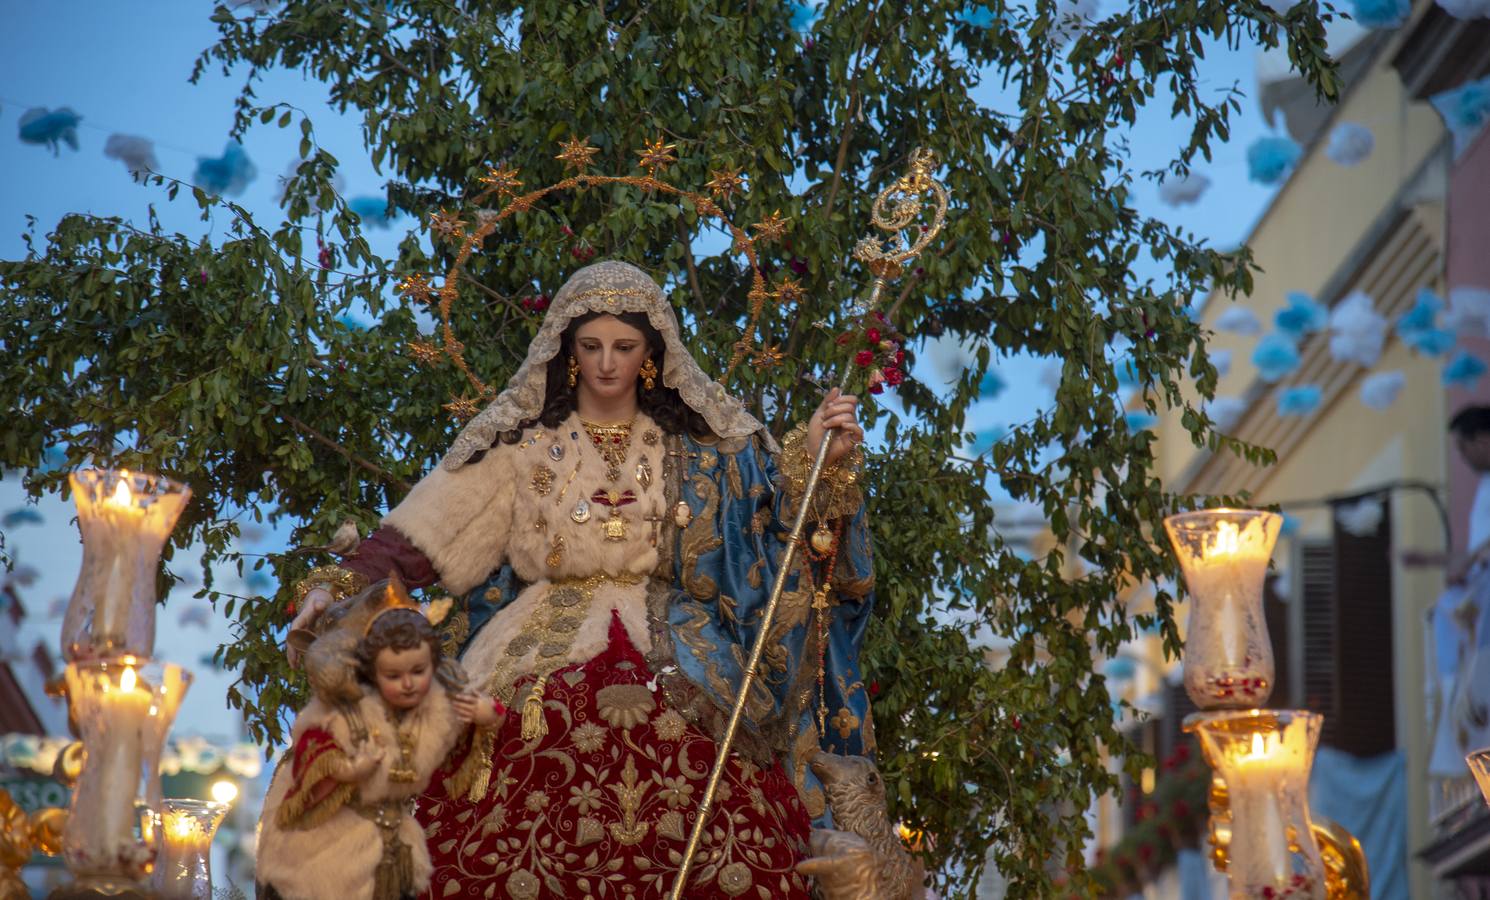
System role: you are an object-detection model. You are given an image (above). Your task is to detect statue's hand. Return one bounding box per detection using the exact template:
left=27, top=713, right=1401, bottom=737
left=286, top=588, right=334, bottom=669
left=808, top=387, right=864, bottom=469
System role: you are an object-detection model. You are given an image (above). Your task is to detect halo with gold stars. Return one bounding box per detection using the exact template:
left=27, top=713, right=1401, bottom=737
left=397, top=137, right=800, bottom=420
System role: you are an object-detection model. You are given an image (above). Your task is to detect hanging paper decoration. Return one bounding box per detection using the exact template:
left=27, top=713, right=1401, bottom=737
left=1210, top=348, right=1233, bottom=378
left=245, top=569, right=274, bottom=593
left=1277, top=384, right=1323, bottom=417
left=348, top=195, right=395, bottom=229
left=1206, top=396, right=1247, bottom=432
left=955, top=4, right=998, bottom=27
left=1116, top=358, right=1142, bottom=389
left=977, top=369, right=1006, bottom=398
left=102, top=134, right=158, bottom=175
left=1253, top=333, right=1303, bottom=382
left=1446, top=285, right=1490, bottom=338
left=1104, top=657, right=1138, bottom=680
left=1445, top=350, right=1489, bottom=389
left=1430, top=76, right=1490, bottom=154
left=1397, top=287, right=1456, bottom=356
left=1, top=508, right=43, bottom=528
left=1054, top=0, right=1101, bottom=42
left=968, top=426, right=1007, bottom=458
left=1436, top=0, right=1490, bottom=18
left=177, top=606, right=213, bottom=630
left=194, top=142, right=257, bottom=197
left=1124, top=410, right=1159, bottom=432
left=1351, top=0, right=1411, bottom=27
left=1360, top=370, right=1406, bottom=410
left=1247, top=135, right=1302, bottom=185
left=1280, top=512, right=1300, bottom=537
left=18, top=107, right=81, bottom=155
left=1325, top=122, right=1375, bottom=166
left=1215, top=305, right=1262, bottom=336
left=1336, top=495, right=1386, bottom=537
left=1158, top=172, right=1211, bottom=207
left=1328, top=290, right=1388, bottom=367
left=1275, top=291, right=1327, bottom=338
left=789, top=1, right=818, bottom=30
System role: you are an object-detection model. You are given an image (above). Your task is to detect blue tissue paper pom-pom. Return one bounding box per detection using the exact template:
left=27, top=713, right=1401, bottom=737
left=789, top=2, right=819, bottom=30
left=969, top=426, right=1006, bottom=457
left=1396, top=287, right=1442, bottom=334
left=1105, top=657, right=1137, bottom=680
left=194, top=143, right=257, bottom=197
left=1123, top=411, right=1159, bottom=432
left=1408, top=328, right=1456, bottom=357
left=1252, top=333, right=1302, bottom=382
left=1, top=508, right=45, bottom=528
left=1445, top=350, right=1489, bottom=388
left=1275, top=292, right=1326, bottom=337
left=18, top=107, right=83, bottom=154
left=1277, top=385, right=1323, bottom=417
left=1247, top=136, right=1302, bottom=185
left=1351, top=0, right=1410, bottom=27
left=1280, top=513, right=1300, bottom=536
left=336, top=315, right=369, bottom=331
left=978, top=370, right=1006, bottom=398
left=956, top=3, right=998, bottom=27
left=1116, top=358, right=1142, bottom=389
left=1431, top=77, right=1490, bottom=137
left=348, top=195, right=395, bottom=228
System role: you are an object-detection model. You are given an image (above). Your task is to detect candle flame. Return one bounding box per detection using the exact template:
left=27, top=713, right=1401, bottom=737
left=1212, top=521, right=1240, bottom=557
left=109, top=476, right=134, bottom=507
left=211, top=780, right=239, bottom=805
left=169, top=813, right=198, bottom=839
left=120, top=666, right=137, bottom=692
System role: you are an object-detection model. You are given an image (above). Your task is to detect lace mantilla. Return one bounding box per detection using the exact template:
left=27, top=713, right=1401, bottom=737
left=443, top=260, right=774, bottom=470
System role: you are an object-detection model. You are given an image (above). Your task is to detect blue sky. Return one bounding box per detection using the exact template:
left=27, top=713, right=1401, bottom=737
left=0, top=0, right=1304, bottom=738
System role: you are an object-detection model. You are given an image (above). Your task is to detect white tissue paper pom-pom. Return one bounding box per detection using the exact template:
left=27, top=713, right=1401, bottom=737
left=1325, top=122, right=1375, bottom=166
left=1210, top=348, right=1232, bottom=378
left=1206, top=396, right=1247, bottom=432
left=1359, top=370, right=1406, bottom=410
left=1446, top=285, right=1490, bottom=339
left=102, top=134, right=159, bottom=175
left=1159, top=172, right=1211, bottom=207
left=1328, top=290, right=1388, bottom=368
left=1335, top=495, right=1385, bottom=537
left=1215, top=306, right=1262, bottom=336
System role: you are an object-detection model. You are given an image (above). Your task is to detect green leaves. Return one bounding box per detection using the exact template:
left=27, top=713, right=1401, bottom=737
left=0, top=0, right=1339, bottom=894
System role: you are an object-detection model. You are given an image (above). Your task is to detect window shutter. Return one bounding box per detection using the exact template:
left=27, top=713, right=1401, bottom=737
left=1300, top=541, right=1340, bottom=731
left=1329, top=495, right=1396, bottom=755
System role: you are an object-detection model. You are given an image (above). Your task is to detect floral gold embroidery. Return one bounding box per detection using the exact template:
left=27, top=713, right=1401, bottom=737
left=652, top=709, right=687, bottom=742
left=830, top=707, right=861, bottom=739
left=596, top=683, right=656, bottom=730
left=571, top=721, right=607, bottom=753
left=529, top=464, right=555, bottom=495
left=718, top=861, right=753, bottom=896
left=606, top=755, right=649, bottom=846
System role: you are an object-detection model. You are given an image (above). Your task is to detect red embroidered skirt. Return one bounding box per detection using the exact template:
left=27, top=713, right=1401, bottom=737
left=418, top=611, right=813, bottom=899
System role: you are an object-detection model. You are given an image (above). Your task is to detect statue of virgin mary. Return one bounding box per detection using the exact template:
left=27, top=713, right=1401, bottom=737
left=288, top=260, right=877, bottom=899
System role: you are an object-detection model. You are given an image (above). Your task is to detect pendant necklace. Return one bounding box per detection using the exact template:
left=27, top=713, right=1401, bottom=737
left=581, top=416, right=635, bottom=483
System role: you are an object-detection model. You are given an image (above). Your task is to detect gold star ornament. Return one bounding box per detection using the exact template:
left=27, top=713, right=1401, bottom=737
left=478, top=165, right=523, bottom=197
left=636, top=137, right=678, bottom=176
left=705, top=168, right=745, bottom=204
left=751, top=210, right=789, bottom=245
left=556, top=137, right=601, bottom=172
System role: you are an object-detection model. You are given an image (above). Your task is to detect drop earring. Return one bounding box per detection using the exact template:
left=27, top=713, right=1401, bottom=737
left=568, top=355, right=580, bottom=389
left=639, top=357, right=658, bottom=391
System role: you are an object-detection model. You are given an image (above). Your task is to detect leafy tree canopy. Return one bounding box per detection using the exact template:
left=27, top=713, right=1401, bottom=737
left=0, top=1, right=1336, bottom=892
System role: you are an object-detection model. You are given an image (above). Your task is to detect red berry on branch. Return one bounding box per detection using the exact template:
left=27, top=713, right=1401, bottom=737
left=869, top=382, right=884, bottom=394
left=883, top=366, right=904, bottom=386
left=854, top=349, right=874, bottom=367
left=866, top=327, right=881, bottom=343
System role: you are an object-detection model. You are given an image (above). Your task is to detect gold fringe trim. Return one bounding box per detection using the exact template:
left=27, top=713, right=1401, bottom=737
left=444, top=726, right=496, bottom=803
left=275, top=749, right=357, bottom=831
left=520, top=675, right=549, bottom=741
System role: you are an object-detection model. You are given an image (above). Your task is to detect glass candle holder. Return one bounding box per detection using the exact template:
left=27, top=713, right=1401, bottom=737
left=1164, top=509, right=1282, bottom=709
left=61, top=659, right=193, bottom=891
left=61, top=468, right=191, bottom=662
left=1468, top=746, right=1490, bottom=804
left=1193, top=710, right=1327, bottom=900
left=152, top=799, right=228, bottom=900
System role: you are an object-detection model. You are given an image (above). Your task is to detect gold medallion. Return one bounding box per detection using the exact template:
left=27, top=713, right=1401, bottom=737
left=643, top=429, right=659, bottom=446
left=604, top=511, right=627, bottom=542
left=636, top=456, right=653, bottom=490
left=673, top=500, right=693, bottom=528
left=810, top=522, right=835, bottom=554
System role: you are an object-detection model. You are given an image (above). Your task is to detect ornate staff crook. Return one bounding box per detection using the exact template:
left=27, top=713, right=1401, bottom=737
left=669, top=149, right=949, bottom=900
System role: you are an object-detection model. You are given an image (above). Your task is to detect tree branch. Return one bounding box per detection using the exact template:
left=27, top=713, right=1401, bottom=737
left=283, top=414, right=412, bottom=493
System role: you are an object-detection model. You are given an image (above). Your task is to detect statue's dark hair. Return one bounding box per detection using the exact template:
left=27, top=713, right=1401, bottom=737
left=493, top=310, right=715, bottom=446
left=355, top=607, right=462, bottom=692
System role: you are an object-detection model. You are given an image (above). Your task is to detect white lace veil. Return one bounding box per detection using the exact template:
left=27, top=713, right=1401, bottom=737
left=443, top=260, right=774, bottom=470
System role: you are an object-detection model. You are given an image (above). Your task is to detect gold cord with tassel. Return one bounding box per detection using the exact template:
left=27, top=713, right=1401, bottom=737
left=520, top=675, right=549, bottom=741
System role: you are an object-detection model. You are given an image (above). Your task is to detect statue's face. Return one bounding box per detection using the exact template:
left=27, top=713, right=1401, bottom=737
left=572, top=315, right=650, bottom=406
left=373, top=642, right=434, bottom=710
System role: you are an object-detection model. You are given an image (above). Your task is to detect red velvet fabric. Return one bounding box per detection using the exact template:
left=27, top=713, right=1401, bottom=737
left=288, top=726, right=344, bottom=811
left=417, top=612, right=813, bottom=899
left=341, top=525, right=440, bottom=589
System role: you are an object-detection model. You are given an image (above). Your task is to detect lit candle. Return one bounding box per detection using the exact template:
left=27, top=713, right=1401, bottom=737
left=154, top=799, right=228, bottom=900
left=89, top=475, right=147, bottom=648
left=1226, top=733, right=1293, bottom=889
left=65, top=662, right=153, bottom=876
left=1164, top=510, right=1281, bottom=709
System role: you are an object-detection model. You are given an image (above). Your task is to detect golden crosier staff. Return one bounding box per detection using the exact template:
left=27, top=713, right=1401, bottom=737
left=668, top=148, right=949, bottom=900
